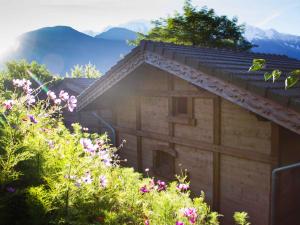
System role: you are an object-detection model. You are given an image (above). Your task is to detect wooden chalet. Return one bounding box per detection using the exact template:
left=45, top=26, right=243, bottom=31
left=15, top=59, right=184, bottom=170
left=77, top=41, right=300, bottom=225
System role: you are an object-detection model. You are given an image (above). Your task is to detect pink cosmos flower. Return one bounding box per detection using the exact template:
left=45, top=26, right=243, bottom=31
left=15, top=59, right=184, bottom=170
left=181, top=208, right=197, bottom=224
left=98, top=150, right=112, bottom=166
left=67, top=96, right=77, bottom=112
left=47, top=91, right=56, bottom=100
left=47, top=140, right=55, bottom=149
left=144, top=219, right=150, bottom=225
left=13, top=79, right=25, bottom=87
left=149, top=178, right=155, bottom=189
left=3, top=100, right=14, bottom=110
left=54, top=98, right=61, bottom=105
left=177, top=183, right=190, bottom=192
left=176, top=221, right=184, bottom=225
left=80, top=138, right=98, bottom=153
left=26, top=94, right=36, bottom=105
left=82, top=171, right=93, bottom=184
left=99, top=175, right=107, bottom=188
left=156, top=180, right=167, bottom=191
left=140, top=185, right=150, bottom=194
left=59, top=90, right=69, bottom=101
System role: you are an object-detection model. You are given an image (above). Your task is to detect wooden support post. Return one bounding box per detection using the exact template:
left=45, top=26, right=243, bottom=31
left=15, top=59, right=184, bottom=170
left=269, top=123, right=280, bottom=224
left=213, top=97, right=221, bottom=211
left=271, top=123, right=280, bottom=168
left=136, top=95, right=143, bottom=172
left=168, top=75, right=175, bottom=149
left=112, top=103, right=119, bottom=147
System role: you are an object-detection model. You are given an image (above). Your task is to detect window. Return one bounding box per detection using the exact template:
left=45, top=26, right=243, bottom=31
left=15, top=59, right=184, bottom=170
left=173, top=97, right=188, bottom=115
left=153, top=148, right=176, bottom=179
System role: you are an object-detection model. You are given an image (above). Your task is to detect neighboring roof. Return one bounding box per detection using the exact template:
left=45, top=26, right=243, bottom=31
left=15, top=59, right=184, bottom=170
left=52, top=78, right=96, bottom=95
left=78, top=41, right=300, bottom=134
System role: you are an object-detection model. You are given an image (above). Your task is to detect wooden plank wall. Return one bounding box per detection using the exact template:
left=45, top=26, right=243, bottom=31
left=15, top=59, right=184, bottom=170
left=94, top=66, right=275, bottom=225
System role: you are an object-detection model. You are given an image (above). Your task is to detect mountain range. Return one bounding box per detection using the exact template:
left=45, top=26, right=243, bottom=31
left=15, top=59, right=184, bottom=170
left=0, top=26, right=135, bottom=75
left=0, top=22, right=300, bottom=76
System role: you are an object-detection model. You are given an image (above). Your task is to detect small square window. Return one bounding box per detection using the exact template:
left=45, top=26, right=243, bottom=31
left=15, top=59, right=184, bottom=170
left=173, top=97, right=188, bottom=115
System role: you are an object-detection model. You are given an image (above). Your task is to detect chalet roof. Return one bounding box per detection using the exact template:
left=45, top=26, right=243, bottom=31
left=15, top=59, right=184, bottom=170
left=77, top=41, right=300, bottom=134
left=52, top=78, right=96, bottom=95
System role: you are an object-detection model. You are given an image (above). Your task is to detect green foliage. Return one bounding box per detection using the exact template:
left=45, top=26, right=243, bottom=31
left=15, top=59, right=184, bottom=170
left=249, top=59, right=300, bottom=89
left=4, top=60, right=55, bottom=83
left=233, top=212, right=250, bottom=225
left=249, top=59, right=266, bottom=71
left=66, top=63, right=102, bottom=78
left=132, top=0, right=253, bottom=51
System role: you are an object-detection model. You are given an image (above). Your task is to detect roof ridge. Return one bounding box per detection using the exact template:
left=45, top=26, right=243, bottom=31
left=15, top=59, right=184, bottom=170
left=142, top=40, right=299, bottom=62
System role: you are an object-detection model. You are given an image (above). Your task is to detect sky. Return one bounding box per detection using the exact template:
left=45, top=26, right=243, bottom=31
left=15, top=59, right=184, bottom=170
left=0, top=0, right=300, bottom=52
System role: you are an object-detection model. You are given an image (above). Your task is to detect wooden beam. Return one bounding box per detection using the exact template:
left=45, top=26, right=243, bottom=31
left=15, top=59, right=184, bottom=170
left=113, top=125, right=276, bottom=164
left=136, top=95, right=143, bottom=172
left=167, top=115, right=197, bottom=126
left=168, top=75, right=175, bottom=149
left=112, top=105, right=119, bottom=147
left=138, top=90, right=216, bottom=98
left=269, top=122, right=280, bottom=224
left=212, top=97, right=221, bottom=211
left=271, top=123, right=280, bottom=168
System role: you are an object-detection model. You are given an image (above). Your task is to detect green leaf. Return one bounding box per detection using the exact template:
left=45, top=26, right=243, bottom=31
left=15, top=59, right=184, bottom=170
left=285, top=75, right=299, bottom=89
left=290, top=69, right=300, bottom=76
left=264, top=72, right=272, bottom=81
left=272, top=69, right=282, bottom=83
left=249, top=59, right=266, bottom=71
left=285, top=69, right=300, bottom=89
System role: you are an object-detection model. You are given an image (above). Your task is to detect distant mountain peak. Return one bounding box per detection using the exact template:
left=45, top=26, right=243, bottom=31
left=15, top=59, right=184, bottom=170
left=244, top=25, right=300, bottom=60
left=95, top=27, right=137, bottom=41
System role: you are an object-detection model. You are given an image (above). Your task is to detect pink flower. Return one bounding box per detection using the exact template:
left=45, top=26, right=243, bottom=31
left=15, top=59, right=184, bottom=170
left=181, top=208, right=197, bottom=224
left=26, top=94, right=36, bottom=105
left=54, top=98, right=61, bottom=105
left=99, top=175, right=108, bottom=188
left=176, top=221, right=184, bottom=225
left=156, top=180, right=167, bottom=191
left=13, top=79, right=25, bottom=87
left=3, top=100, right=14, bottom=110
left=149, top=178, right=155, bottom=189
left=67, top=96, right=77, bottom=112
left=144, top=219, right=150, bottom=225
left=47, top=91, right=56, bottom=100
left=12, top=79, right=32, bottom=93
left=82, top=171, right=93, bottom=184
left=80, top=138, right=98, bottom=153
left=177, top=183, right=189, bottom=192
left=98, top=150, right=112, bottom=166
left=59, top=90, right=69, bottom=101
left=140, top=185, right=150, bottom=194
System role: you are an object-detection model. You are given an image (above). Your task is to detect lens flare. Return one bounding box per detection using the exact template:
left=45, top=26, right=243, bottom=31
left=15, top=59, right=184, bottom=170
left=26, top=69, right=49, bottom=94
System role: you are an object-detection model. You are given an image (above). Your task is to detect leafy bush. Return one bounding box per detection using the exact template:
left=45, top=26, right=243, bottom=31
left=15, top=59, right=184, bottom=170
left=0, top=79, right=249, bottom=225
left=66, top=63, right=102, bottom=78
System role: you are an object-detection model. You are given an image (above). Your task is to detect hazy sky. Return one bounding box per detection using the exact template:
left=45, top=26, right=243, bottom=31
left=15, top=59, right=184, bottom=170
left=0, top=0, right=300, bottom=52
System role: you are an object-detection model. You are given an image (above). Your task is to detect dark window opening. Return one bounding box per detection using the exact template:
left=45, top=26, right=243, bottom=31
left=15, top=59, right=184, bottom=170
left=154, top=150, right=174, bottom=179
left=173, top=97, right=188, bottom=115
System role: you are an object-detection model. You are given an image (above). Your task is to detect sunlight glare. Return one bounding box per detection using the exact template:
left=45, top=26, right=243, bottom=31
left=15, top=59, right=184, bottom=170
left=0, top=37, right=20, bottom=57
